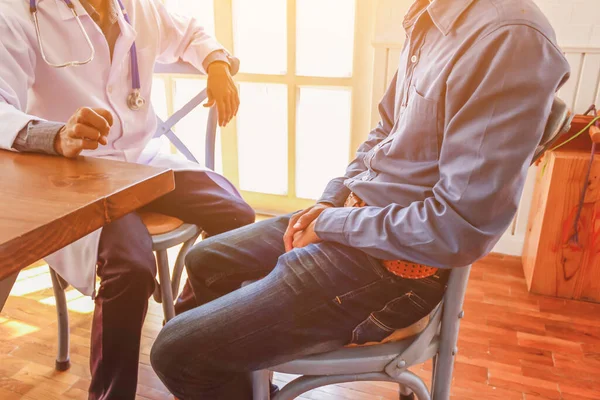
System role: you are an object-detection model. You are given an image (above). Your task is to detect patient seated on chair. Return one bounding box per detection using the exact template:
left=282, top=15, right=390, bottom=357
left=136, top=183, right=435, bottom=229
left=150, top=0, right=570, bottom=398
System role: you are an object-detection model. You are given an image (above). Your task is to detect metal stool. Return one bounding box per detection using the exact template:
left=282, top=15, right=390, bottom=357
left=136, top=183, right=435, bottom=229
left=48, top=60, right=223, bottom=371
left=49, top=217, right=201, bottom=371
left=142, top=212, right=201, bottom=322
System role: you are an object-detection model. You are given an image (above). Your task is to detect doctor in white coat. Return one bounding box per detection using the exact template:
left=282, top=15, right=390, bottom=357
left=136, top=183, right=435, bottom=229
left=0, top=0, right=255, bottom=398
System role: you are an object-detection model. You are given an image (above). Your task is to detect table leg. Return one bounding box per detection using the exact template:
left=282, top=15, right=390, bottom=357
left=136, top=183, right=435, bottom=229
left=0, top=273, right=18, bottom=312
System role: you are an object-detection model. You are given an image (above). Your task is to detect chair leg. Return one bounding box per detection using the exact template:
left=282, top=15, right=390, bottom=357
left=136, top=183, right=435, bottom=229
left=49, top=269, right=70, bottom=371
left=252, top=369, right=271, bottom=400
left=156, top=250, right=176, bottom=322
left=432, top=308, right=466, bottom=399
left=171, top=232, right=201, bottom=299
left=272, top=371, right=429, bottom=400
left=431, top=353, right=438, bottom=395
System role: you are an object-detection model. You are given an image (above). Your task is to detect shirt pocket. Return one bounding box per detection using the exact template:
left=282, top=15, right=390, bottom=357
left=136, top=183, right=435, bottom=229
left=389, top=85, right=439, bottom=162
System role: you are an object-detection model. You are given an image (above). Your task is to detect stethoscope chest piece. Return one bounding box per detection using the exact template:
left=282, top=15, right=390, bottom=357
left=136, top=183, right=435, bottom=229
left=127, top=89, right=146, bottom=111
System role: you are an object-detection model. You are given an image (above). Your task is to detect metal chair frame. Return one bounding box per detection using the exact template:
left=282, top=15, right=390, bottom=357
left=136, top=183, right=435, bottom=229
left=251, top=97, right=573, bottom=400
left=49, top=61, right=218, bottom=371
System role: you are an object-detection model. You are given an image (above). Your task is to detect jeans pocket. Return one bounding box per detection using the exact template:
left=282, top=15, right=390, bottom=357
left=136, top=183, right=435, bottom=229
left=350, top=291, right=436, bottom=345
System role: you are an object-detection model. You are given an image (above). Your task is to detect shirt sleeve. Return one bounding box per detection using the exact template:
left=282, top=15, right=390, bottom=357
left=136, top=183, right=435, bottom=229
left=202, top=50, right=239, bottom=75
left=151, top=0, right=239, bottom=75
left=318, top=72, right=399, bottom=206
left=315, top=25, right=570, bottom=268
left=12, top=120, right=63, bottom=155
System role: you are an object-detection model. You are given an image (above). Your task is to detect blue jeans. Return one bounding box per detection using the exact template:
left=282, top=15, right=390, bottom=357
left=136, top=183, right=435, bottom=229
left=151, top=215, right=449, bottom=399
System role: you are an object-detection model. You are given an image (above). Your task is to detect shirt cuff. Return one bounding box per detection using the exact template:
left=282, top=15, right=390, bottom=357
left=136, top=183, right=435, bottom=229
left=203, top=50, right=240, bottom=75
left=314, top=206, right=355, bottom=245
left=12, top=120, right=63, bottom=155
left=317, top=177, right=351, bottom=207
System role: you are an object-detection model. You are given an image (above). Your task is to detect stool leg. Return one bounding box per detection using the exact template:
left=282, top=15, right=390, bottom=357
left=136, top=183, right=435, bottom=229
left=153, top=278, right=162, bottom=303
left=252, top=369, right=271, bottom=400
left=157, top=250, right=175, bottom=322
left=50, top=269, right=70, bottom=371
left=171, top=231, right=201, bottom=299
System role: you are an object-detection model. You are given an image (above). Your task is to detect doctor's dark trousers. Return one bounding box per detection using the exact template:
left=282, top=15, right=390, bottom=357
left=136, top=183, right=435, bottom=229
left=89, top=170, right=254, bottom=400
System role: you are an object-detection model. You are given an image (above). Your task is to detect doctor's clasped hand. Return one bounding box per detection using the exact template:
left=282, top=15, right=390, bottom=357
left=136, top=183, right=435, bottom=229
left=54, top=107, right=114, bottom=158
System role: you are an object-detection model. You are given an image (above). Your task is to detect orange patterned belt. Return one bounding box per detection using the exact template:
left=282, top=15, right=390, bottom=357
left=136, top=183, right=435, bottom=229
left=344, top=192, right=438, bottom=280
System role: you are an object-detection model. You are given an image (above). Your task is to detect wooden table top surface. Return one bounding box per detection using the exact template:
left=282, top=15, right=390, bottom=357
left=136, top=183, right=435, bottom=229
left=0, top=151, right=175, bottom=279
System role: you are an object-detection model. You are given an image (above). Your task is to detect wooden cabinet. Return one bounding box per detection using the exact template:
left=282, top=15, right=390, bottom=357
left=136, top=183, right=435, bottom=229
left=522, top=150, right=600, bottom=303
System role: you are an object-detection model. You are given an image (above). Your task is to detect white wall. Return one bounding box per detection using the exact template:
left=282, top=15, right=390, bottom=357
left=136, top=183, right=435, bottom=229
left=373, top=0, right=600, bottom=48
left=537, top=0, right=600, bottom=48
left=371, top=0, right=600, bottom=256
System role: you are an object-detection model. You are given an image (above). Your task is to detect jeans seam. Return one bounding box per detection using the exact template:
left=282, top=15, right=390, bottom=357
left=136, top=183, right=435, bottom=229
left=204, top=265, right=271, bottom=287
left=369, top=314, right=395, bottom=332
left=333, top=278, right=387, bottom=303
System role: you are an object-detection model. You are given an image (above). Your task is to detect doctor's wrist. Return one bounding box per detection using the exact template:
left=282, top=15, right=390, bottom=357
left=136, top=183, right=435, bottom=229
left=207, top=61, right=231, bottom=75
left=54, top=126, right=66, bottom=156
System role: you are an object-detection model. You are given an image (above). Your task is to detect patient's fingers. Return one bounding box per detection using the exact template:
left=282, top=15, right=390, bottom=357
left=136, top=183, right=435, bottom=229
left=288, top=209, right=307, bottom=229
left=292, top=231, right=303, bottom=248
left=283, top=226, right=297, bottom=252
left=284, top=209, right=308, bottom=251
left=293, top=208, right=319, bottom=230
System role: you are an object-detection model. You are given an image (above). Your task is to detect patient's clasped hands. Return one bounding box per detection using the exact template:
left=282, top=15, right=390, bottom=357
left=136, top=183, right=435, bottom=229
left=283, top=203, right=331, bottom=252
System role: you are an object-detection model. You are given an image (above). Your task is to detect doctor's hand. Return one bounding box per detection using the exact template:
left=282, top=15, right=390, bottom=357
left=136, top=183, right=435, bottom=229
left=54, top=107, right=113, bottom=158
left=205, top=62, right=239, bottom=127
left=283, top=203, right=332, bottom=252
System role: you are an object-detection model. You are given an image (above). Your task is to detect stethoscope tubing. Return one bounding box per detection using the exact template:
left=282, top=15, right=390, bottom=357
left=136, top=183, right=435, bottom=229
left=29, top=0, right=144, bottom=109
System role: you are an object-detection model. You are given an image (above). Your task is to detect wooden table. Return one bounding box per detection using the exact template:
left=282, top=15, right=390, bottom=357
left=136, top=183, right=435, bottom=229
left=0, top=151, right=175, bottom=309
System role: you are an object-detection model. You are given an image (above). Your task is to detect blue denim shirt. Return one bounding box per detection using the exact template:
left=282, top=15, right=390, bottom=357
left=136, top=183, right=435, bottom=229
left=314, top=0, right=570, bottom=268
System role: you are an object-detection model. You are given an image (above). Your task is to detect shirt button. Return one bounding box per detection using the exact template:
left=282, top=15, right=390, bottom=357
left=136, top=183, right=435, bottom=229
left=411, top=55, right=418, bottom=63
left=107, top=86, right=113, bottom=94
left=361, top=175, right=369, bottom=181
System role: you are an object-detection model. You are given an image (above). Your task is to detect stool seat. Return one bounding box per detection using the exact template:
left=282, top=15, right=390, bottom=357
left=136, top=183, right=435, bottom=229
left=139, top=212, right=185, bottom=235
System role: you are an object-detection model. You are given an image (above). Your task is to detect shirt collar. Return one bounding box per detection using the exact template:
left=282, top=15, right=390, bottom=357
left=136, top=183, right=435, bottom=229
left=79, top=0, right=119, bottom=25
left=427, top=0, right=477, bottom=36
left=54, top=0, right=118, bottom=24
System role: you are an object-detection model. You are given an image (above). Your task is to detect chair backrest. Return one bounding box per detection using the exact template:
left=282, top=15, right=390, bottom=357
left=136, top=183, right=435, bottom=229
left=531, top=97, right=573, bottom=164
left=152, top=61, right=219, bottom=170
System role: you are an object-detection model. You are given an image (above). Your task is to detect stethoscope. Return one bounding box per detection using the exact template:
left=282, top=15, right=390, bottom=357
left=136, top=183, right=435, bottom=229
left=29, top=0, right=146, bottom=111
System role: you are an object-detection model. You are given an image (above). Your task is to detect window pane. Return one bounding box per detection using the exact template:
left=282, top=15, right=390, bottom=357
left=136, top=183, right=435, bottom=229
left=173, top=78, right=221, bottom=168
left=233, top=0, right=287, bottom=74
left=151, top=77, right=168, bottom=121
left=296, top=0, right=355, bottom=77
left=150, top=77, right=171, bottom=154
left=237, top=83, right=288, bottom=195
left=165, top=0, right=215, bottom=36
left=296, top=87, right=351, bottom=200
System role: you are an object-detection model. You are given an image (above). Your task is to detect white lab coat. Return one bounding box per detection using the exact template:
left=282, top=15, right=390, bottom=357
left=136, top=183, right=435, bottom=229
left=0, top=0, right=239, bottom=295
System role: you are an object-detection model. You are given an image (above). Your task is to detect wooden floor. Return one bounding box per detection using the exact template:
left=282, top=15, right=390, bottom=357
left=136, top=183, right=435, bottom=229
left=1, top=253, right=599, bottom=399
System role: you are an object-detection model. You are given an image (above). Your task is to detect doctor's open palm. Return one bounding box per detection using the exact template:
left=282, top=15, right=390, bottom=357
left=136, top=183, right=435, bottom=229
left=54, top=107, right=114, bottom=158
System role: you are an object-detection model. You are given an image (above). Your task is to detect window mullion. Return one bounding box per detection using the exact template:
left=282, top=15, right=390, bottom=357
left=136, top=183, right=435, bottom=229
left=287, top=0, right=297, bottom=199
left=214, top=0, right=240, bottom=187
